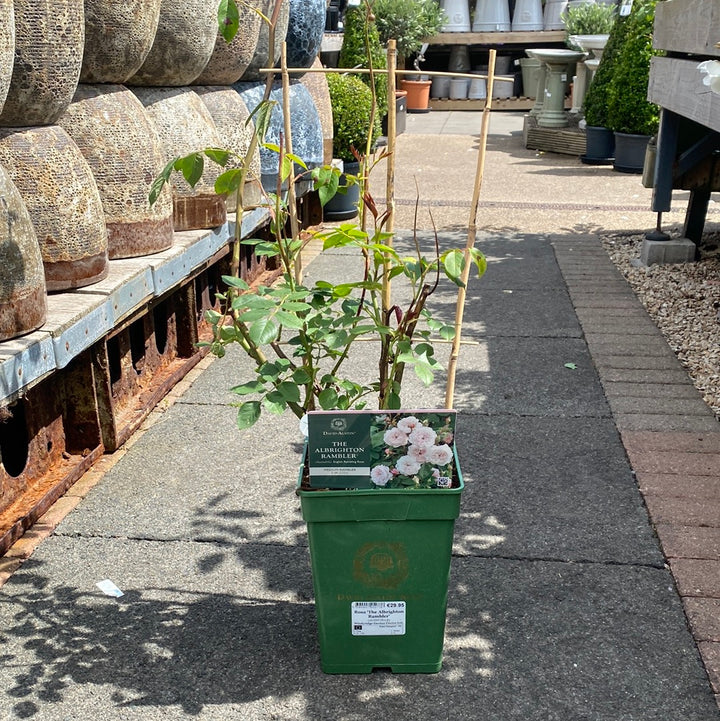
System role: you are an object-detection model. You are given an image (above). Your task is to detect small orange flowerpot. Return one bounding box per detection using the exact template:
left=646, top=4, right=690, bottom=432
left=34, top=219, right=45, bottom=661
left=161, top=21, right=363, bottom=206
left=400, top=79, right=431, bottom=114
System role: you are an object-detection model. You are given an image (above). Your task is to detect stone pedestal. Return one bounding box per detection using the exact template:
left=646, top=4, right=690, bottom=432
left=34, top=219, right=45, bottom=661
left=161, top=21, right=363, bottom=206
left=640, top=237, right=697, bottom=266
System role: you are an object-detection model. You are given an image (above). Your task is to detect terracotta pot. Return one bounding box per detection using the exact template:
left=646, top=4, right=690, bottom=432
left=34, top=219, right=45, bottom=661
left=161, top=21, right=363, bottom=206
left=80, top=0, right=162, bottom=83
left=132, top=87, right=227, bottom=231
left=401, top=79, right=432, bottom=114
left=126, top=0, right=219, bottom=86
left=57, top=84, right=175, bottom=259
left=0, top=165, right=47, bottom=342
left=0, top=126, right=109, bottom=291
left=193, top=2, right=262, bottom=85
left=194, top=86, right=263, bottom=211
left=0, top=0, right=84, bottom=126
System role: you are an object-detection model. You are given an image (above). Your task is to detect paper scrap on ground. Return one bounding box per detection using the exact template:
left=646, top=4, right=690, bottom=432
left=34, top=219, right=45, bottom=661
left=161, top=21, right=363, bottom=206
left=96, top=579, right=124, bottom=598
left=564, top=362, right=577, bottom=370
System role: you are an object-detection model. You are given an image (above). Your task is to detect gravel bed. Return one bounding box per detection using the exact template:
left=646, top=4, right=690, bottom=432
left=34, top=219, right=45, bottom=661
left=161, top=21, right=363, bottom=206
left=603, top=233, right=720, bottom=419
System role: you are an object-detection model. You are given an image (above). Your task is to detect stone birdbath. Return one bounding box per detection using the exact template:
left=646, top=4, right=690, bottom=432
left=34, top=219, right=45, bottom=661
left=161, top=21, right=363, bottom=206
left=527, top=48, right=585, bottom=128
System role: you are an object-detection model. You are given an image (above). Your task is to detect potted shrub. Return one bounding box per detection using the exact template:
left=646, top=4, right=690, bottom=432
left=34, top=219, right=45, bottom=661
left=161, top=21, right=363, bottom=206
left=152, top=0, right=486, bottom=675
left=563, top=1, right=616, bottom=51
left=605, top=0, right=660, bottom=173
left=323, top=71, right=380, bottom=221
left=373, top=0, right=445, bottom=112
left=581, top=7, right=630, bottom=165
left=338, top=3, right=388, bottom=119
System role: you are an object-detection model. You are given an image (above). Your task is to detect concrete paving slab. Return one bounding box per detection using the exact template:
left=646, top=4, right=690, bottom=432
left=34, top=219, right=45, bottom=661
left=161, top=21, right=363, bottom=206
left=450, top=336, right=610, bottom=417
left=0, top=538, right=716, bottom=721
left=453, top=416, right=663, bottom=566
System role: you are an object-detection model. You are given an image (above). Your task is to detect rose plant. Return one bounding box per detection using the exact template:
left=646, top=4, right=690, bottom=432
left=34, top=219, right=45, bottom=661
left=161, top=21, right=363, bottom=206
left=370, top=413, right=455, bottom=489
left=150, top=0, right=486, bottom=433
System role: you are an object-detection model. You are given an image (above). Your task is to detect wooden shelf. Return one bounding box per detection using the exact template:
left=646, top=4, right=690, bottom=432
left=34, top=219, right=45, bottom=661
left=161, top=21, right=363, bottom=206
left=426, top=31, right=566, bottom=46
left=429, top=96, right=572, bottom=112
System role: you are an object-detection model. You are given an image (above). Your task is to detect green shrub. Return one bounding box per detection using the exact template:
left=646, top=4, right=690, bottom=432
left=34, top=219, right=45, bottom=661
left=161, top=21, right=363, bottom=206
left=563, top=2, right=616, bottom=50
left=605, top=0, right=661, bottom=135
left=373, top=0, right=445, bottom=66
left=338, top=6, right=388, bottom=118
left=327, top=72, right=381, bottom=162
left=582, top=10, right=631, bottom=128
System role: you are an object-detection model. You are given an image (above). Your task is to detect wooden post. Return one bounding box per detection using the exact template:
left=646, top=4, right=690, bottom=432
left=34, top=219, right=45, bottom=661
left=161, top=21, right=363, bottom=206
left=383, top=39, right=397, bottom=314
left=280, top=43, right=302, bottom=284
left=444, top=49, right=497, bottom=409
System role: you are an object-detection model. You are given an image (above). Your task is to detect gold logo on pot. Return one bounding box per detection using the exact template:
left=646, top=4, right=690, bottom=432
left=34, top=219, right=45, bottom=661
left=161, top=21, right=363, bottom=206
left=353, top=542, right=409, bottom=589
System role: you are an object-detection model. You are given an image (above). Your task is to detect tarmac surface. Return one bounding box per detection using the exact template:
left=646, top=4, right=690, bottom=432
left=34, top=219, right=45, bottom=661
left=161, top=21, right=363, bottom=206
left=2, top=111, right=720, bottom=720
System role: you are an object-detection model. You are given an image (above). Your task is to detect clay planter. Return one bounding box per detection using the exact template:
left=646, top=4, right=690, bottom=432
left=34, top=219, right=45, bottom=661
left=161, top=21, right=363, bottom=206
left=80, top=0, right=162, bottom=83
left=195, top=87, right=262, bottom=211
left=57, top=84, right=175, bottom=259
left=285, top=0, right=326, bottom=72
left=401, top=79, right=432, bottom=113
left=0, top=166, right=47, bottom=342
left=0, top=126, right=109, bottom=291
left=126, top=0, right=219, bottom=86
left=0, top=0, right=14, bottom=117
left=0, top=0, right=84, bottom=126
left=193, top=2, right=262, bottom=85
left=132, top=87, right=227, bottom=231
left=241, top=0, right=290, bottom=81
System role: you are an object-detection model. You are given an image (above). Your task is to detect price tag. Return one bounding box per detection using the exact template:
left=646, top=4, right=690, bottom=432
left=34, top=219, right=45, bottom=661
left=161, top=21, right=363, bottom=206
left=351, top=601, right=406, bottom=636
left=619, top=0, right=633, bottom=17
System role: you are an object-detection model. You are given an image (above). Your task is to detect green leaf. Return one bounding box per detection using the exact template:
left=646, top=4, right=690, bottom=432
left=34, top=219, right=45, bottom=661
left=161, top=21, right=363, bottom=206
left=248, top=317, right=278, bottom=345
left=469, top=247, right=488, bottom=278
left=273, top=309, right=304, bottom=329
left=205, top=148, right=231, bottom=167
left=286, top=152, right=307, bottom=170
left=148, top=158, right=175, bottom=206
left=264, top=397, right=286, bottom=415
left=231, top=380, right=265, bottom=395
left=277, top=381, right=301, bottom=403
left=442, top=249, right=466, bottom=287
left=221, top=275, right=249, bottom=290
left=293, top=368, right=312, bottom=385
left=174, top=153, right=204, bottom=188
left=236, top=401, right=261, bottom=429
left=564, top=362, right=577, bottom=370
left=215, top=168, right=244, bottom=196
left=317, top=170, right=340, bottom=206
left=218, top=0, right=240, bottom=42
left=318, top=388, right=339, bottom=410
left=414, top=362, right=434, bottom=386
left=251, top=100, right=276, bottom=143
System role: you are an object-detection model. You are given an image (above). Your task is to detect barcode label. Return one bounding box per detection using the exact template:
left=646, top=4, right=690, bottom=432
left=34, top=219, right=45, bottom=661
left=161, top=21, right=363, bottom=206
left=351, top=601, right=406, bottom=636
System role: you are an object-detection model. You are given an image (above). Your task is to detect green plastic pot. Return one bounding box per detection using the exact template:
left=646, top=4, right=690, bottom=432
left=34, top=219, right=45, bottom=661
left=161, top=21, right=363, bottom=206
left=297, top=446, right=463, bottom=674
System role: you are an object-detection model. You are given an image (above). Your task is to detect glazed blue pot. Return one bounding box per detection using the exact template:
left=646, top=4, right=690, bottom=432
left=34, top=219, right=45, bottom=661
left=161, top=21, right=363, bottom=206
left=234, top=80, right=324, bottom=191
left=286, top=0, right=326, bottom=72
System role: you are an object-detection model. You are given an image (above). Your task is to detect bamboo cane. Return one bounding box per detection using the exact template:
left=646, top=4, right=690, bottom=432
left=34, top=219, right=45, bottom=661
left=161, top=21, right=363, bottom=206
left=280, top=44, right=302, bottom=285
left=444, top=49, right=497, bottom=410
left=383, top=39, right=397, bottom=314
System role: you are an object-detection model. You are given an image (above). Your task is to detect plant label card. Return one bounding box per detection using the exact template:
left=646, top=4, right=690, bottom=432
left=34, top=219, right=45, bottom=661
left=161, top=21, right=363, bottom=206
left=307, top=410, right=457, bottom=489
left=307, top=411, right=373, bottom=488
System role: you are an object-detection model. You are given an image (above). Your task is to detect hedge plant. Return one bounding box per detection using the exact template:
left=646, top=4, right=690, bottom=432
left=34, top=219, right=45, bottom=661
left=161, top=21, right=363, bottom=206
left=582, top=9, right=631, bottom=128
left=327, top=72, right=381, bottom=163
left=373, top=0, right=445, bottom=67
left=338, top=5, right=388, bottom=118
left=605, top=0, right=661, bottom=136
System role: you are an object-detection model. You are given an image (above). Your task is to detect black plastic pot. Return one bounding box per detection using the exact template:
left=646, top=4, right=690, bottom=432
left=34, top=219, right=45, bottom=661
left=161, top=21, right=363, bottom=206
left=323, top=160, right=360, bottom=221
left=612, top=132, right=651, bottom=174
left=581, top=125, right=614, bottom=166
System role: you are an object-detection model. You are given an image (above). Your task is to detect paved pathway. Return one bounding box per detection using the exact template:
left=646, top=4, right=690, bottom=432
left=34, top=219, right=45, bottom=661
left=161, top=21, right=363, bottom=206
left=1, top=112, right=720, bottom=719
